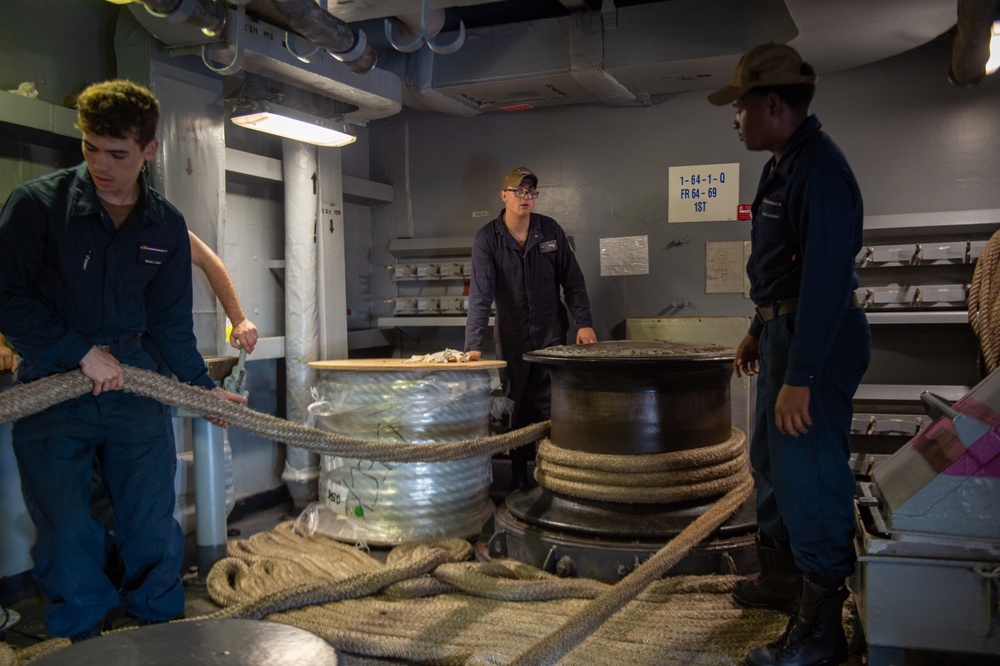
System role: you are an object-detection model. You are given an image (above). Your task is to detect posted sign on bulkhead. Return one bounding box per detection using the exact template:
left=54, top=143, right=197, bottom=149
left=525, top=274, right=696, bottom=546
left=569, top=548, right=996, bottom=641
left=668, top=163, right=739, bottom=223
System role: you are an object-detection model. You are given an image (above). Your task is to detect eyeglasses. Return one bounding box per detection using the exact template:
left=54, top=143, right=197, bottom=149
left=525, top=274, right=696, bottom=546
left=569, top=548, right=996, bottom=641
left=505, top=188, right=539, bottom=200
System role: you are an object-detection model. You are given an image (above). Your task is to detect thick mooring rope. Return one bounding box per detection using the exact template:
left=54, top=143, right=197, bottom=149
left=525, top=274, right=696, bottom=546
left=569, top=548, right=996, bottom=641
left=196, top=463, right=746, bottom=666
left=969, top=228, right=1000, bottom=376
left=535, top=429, right=748, bottom=503
left=206, top=518, right=781, bottom=666
left=0, top=366, right=547, bottom=462
left=509, top=475, right=753, bottom=665
left=5, top=512, right=844, bottom=666
left=0, top=366, right=755, bottom=666
left=199, top=492, right=756, bottom=666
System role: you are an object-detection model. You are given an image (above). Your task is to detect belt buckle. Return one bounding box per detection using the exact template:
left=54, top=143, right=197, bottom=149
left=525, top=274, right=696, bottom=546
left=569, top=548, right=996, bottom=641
left=756, top=301, right=783, bottom=323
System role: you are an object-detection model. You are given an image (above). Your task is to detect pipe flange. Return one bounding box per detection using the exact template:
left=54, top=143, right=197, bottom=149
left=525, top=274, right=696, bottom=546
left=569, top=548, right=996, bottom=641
left=146, top=0, right=199, bottom=24
left=330, top=27, right=367, bottom=64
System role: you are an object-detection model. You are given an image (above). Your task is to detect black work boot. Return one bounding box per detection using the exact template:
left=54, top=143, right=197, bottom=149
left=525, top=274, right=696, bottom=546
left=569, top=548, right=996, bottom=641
left=733, top=536, right=802, bottom=614
left=744, top=577, right=849, bottom=666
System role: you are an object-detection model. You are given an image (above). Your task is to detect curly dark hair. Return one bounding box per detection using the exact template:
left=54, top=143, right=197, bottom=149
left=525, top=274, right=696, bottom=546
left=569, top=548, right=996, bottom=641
left=74, top=80, right=160, bottom=147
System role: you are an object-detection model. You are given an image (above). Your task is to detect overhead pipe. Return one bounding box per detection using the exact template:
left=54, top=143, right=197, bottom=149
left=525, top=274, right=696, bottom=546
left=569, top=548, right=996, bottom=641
left=950, top=0, right=1000, bottom=86
left=131, top=0, right=227, bottom=37
left=268, top=0, right=378, bottom=74
left=385, top=0, right=466, bottom=56
left=386, top=3, right=446, bottom=53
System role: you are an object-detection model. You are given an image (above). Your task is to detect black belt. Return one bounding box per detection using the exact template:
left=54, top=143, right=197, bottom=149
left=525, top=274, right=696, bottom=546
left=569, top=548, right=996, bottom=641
left=95, top=334, right=144, bottom=356
left=755, top=294, right=862, bottom=323
left=755, top=297, right=799, bottom=322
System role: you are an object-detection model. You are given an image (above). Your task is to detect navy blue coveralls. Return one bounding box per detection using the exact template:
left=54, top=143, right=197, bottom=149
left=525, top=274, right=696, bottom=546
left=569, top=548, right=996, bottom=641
left=746, top=116, right=871, bottom=582
left=465, top=211, right=593, bottom=474
left=0, top=163, right=215, bottom=637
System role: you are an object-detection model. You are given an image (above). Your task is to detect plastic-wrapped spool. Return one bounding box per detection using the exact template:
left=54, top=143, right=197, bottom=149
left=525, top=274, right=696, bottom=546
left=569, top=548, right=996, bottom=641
left=306, top=360, right=503, bottom=546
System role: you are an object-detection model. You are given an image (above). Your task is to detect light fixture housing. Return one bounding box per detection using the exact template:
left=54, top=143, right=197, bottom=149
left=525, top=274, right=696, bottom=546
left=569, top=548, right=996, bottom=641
left=230, top=101, right=357, bottom=147
left=987, top=20, right=1000, bottom=76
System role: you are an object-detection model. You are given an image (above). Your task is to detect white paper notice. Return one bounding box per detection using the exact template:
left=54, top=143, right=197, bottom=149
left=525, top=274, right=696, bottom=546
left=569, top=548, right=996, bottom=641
left=668, top=163, right=740, bottom=223
left=705, top=241, right=748, bottom=293
left=600, top=235, right=649, bottom=276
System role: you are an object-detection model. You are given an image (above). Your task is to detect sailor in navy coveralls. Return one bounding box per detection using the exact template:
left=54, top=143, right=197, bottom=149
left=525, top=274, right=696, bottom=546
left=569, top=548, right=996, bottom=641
left=709, top=44, right=871, bottom=666
left=464, top=167, right=597, bottom=488
left=0, top=80, right=245, bottom=642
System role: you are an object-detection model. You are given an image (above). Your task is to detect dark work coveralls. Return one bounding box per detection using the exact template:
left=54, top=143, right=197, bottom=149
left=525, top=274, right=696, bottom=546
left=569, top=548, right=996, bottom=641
left=0, top=163, right=216, bottom=637
left=465, top=211, right=593, bottom=477
left=746, top=116, right=871, bottom=582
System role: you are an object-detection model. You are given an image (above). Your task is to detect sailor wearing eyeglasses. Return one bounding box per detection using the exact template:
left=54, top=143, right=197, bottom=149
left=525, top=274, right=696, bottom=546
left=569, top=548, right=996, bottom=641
left=465, top=166, right=597, bottom=489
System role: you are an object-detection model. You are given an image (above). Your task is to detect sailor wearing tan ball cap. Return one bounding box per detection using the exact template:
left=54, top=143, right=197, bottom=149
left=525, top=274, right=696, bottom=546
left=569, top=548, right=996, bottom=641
left=709, top=43, right=871, bottom=666
left=464, top=166, right=597, bottom=490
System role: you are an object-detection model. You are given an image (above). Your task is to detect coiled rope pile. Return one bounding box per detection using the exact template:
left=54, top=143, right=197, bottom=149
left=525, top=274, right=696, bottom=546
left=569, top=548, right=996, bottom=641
left=7, top=517, right=793, bottom=666
left=969, top=228, right=1000, bottom=376
left=0, top=365, right=756, bottom=665
left=535, top=429, right=747, bottom=504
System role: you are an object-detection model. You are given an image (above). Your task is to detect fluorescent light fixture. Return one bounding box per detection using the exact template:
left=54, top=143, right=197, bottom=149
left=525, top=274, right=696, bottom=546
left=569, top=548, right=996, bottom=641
left=230, top=101, right=356, bottom=147
left=987, top=21, right=1000, bottom=75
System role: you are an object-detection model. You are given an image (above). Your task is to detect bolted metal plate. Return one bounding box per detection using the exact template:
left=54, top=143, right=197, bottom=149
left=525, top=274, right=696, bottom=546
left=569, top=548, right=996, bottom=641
left=32, top=619, right=340, bottom=666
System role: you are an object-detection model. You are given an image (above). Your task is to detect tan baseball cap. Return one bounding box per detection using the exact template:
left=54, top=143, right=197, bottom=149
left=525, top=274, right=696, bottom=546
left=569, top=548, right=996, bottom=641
left=503, top=166, right=538, bottom=190
left=707, top=43, right=817, bottom=106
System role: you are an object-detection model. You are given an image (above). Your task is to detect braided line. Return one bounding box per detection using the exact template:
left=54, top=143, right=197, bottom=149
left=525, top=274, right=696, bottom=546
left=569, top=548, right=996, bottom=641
left=0, top=366, right=547, bottom=462
left=969, top=229, right=1000, bottom=376
left=535, top=430, right=748, bottom=504
left=510, top=476, right=754, bottom=666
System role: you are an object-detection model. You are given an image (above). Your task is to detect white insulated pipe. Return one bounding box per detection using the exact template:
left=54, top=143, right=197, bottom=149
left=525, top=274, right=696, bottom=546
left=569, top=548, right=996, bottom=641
left=281, top=139, right=321, bottom=507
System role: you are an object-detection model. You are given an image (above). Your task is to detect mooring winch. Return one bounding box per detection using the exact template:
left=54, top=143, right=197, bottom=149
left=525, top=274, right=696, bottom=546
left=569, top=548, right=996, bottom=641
left=483, top=340, right=758, bottom=582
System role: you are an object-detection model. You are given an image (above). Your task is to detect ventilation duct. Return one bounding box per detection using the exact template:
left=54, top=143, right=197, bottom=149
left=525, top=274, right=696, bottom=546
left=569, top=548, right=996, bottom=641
left=401, top=48, right=478, bottom=117
left=567, top=11, right=642, bottom=108
left=408, top=0, right=958, bottom=115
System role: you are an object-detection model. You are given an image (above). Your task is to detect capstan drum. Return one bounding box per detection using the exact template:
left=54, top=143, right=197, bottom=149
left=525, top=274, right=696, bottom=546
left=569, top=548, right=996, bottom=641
left=482, top=340, right=758, bottom=582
